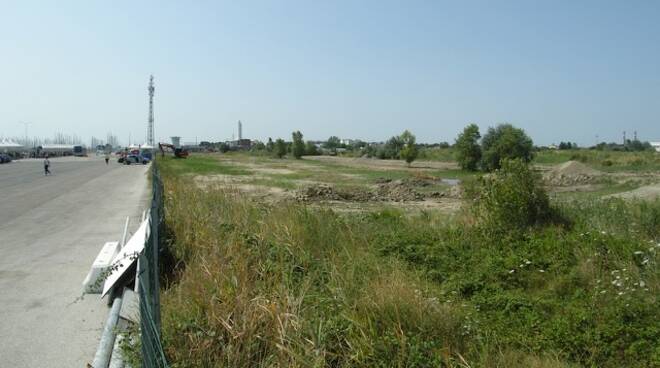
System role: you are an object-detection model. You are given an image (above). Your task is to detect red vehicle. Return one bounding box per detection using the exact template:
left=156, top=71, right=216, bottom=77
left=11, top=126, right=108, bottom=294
left=158, top=143, right=189, bottom=158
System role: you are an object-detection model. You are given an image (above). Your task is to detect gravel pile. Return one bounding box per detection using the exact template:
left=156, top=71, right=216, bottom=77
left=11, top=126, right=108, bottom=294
left=544, top=161, right=603, bottom=186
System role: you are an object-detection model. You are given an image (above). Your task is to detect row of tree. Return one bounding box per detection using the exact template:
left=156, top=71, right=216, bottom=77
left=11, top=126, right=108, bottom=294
left=259, top=130, right=420, bottom=165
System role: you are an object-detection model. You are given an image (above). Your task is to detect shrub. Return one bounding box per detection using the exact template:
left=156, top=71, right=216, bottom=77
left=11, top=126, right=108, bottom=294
left=468, top=159, right=554, bottom=232
left=481, top=124, right=534, bottom=171
left=454, top=124, right=482, bottom=171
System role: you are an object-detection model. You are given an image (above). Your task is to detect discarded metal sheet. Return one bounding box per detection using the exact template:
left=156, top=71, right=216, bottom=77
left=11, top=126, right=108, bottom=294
left=101, top=218, right=150, bottom=297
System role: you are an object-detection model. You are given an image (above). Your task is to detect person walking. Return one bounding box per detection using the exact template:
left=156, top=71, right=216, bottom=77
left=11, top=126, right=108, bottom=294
left=104, top=152, right=110, bottom=165
left=44, top=155, right=51, bottom=176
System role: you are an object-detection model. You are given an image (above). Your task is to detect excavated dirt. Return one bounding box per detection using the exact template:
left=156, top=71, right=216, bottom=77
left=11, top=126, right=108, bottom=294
left=544, top=161, right=603, bottom=186
left=296, top=178, right=456, bottom=203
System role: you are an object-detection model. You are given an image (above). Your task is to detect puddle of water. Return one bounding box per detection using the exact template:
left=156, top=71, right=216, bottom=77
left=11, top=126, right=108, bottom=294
left=440, top=178, right=460, bottom=186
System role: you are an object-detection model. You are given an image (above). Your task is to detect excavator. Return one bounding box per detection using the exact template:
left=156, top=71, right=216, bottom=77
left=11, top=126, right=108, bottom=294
left=158, top=142, right=189, bottom=158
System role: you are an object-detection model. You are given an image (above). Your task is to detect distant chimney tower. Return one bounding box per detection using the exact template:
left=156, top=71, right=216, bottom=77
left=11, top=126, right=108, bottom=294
left=623, top=131, right=626, bottom=145
left=238, top=120, right=242, bottom=140
left=634, top=131, right=637, bottom=141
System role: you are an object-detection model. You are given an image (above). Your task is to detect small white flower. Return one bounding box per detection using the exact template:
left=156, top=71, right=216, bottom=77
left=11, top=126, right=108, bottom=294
left=618, top=292, right=624, bottom=296
left=509, top=269, right=515, bottom=274
left=525, top=260, right=532, bottom=265
left=634, top=251, right=644, bottom=255
left=639, top=281, right=646, bottom=288
left=600, top=290, right=606, bottom=294
left=539, top=269, right=545, bottom=273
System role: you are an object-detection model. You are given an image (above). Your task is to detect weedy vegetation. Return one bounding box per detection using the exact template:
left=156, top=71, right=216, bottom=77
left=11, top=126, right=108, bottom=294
left=156, top=154, right=659, bottom=368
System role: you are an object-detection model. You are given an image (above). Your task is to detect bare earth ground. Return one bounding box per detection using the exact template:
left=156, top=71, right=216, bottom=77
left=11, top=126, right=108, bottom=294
left=192, top=155, right=463, bottom=213
left=604, top=183, right=660, bottom=200
left=190, top=155, right=659, bottom=214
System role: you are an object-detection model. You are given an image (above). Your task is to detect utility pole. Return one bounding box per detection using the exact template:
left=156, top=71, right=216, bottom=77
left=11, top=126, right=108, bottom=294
left=19, top=121, right=32, bottom=147
left=147, top=75, right=155, bottom=146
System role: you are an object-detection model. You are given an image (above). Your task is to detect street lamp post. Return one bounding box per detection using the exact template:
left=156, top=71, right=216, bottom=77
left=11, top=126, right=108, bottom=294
left=19, top=121, right=32, bottom=157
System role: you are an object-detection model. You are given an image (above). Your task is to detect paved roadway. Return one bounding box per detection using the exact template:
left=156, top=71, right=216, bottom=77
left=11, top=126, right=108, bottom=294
left=0, top=156, right=149, bottom=367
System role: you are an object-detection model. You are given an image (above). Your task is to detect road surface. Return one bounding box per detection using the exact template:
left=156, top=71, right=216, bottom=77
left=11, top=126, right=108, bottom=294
left=0, top=156, right=149, bottom=367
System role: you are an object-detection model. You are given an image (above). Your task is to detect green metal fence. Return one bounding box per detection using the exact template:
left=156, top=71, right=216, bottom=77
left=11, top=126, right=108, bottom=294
left=138, top=165, right=169, bottom=367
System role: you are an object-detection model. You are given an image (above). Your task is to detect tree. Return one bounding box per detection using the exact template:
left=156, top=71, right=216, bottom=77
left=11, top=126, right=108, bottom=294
left=481, top=123, right=533, bottom=172
left=292, top=131, right=305, bottom=159
left=324, top=136, right=341, bottom=150
left=251, top=141, right=266, bottom=152
left=377, top=135, right=404, bottom=159
left=305, top=141, right=320, bottom=155
left=266, top=138, right=274, bottom=152
left=399, top=130, right=418, bottom=167
left=454, top=124, right=482, bottom=171
left=274, top=138, right=287, bottom=158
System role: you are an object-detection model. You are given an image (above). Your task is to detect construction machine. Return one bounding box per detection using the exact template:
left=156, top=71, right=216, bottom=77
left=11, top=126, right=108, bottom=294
left=158, top=143, right=189, bottom=158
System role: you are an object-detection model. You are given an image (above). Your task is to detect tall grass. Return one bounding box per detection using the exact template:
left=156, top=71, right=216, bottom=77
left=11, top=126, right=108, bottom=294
left=158, top=160, right=659, bottom=368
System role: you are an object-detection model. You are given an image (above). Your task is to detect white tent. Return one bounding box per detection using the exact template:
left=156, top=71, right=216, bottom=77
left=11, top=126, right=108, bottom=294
left=0, top=139, right=24, bottom=152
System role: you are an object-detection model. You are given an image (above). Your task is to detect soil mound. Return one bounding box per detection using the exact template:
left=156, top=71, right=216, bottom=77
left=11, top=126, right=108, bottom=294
left=544, top=161, right=603, bottom=186
left=297, top=181, right=426, bottom=203
left=375, top=180, right=426, bottom=201
left=296, top=184, right=374, bottom=202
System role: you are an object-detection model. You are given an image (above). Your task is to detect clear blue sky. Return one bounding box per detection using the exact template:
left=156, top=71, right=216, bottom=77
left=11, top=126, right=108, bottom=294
left=1, top=0, right=659, bottom=146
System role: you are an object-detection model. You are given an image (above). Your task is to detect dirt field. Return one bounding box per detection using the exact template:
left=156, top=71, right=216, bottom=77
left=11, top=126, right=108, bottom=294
left=185, top=154, right=660, bottom=212
left=187, top=154, right=463, bottom=213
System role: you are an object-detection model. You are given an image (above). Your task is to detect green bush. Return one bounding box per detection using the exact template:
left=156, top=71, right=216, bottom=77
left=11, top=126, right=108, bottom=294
left=468, top=159, right=555, bottom=233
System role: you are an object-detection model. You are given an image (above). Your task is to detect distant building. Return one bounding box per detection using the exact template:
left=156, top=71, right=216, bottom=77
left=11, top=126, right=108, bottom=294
left=340, top=138, right=357, bottom=146
left=226, top=139, right=252, bottom=150
left=650, top=142, right=660, bottom=152
left=548, top=144, right=558, bottom=150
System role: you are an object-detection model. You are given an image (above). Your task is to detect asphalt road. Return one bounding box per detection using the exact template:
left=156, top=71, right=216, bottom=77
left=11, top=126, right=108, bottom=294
left=0, top=156, right=149, bottom=367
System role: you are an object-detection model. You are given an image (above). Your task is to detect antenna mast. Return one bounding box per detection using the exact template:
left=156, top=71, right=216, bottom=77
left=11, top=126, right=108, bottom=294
left=147, top=75, right=155, bottom=146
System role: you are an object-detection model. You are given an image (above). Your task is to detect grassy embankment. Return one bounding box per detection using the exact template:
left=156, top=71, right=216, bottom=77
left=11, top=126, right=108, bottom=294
left=157, top=154, right=659, bottom=368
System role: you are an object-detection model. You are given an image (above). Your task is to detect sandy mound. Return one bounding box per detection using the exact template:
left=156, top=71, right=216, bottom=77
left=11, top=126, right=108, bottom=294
left=544, top=161, right=603, bottom=186
left=605, top=184, right=660, bottom=201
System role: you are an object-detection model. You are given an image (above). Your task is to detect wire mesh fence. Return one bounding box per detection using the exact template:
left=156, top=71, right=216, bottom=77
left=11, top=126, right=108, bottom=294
left=138, top=164, right=168, bottom=368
